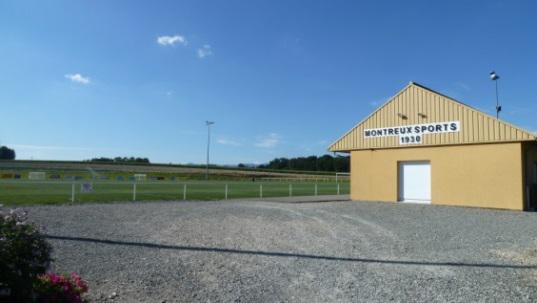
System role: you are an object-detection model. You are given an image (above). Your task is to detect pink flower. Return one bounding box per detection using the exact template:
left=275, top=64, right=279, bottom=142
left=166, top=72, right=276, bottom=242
left=37, top=272, right=89, bottom=302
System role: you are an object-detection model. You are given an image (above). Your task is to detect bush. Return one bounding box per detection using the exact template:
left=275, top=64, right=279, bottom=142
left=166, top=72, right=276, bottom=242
left=0, top=206, right=52, bottom=301
left=34, top=272, right=89, bottom=303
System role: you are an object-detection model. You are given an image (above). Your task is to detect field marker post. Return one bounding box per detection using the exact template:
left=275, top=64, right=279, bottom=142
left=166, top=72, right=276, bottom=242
left=260, top=184, right=263, bottom=198
left=289, top=184, right=293, bottom=197
left=71, top=183, right=75, bottom=203
left=133, top=182, right=137, bottom=201
left=315, top=183, right=318, bottom=196
left=337, top=183, right=340, bottom=195
left=183, top=184, right=187, bottom=201
left=225, top=184, right=228, bottom=200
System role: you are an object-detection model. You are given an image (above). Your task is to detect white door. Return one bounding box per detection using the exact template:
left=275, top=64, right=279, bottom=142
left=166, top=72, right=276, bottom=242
left=398, top=161, right=431, bottom=203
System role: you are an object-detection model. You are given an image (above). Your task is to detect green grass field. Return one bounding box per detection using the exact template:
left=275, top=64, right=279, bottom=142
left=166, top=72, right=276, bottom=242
left=0, top=180, right=350, bottom=206
left=0, top=161, right=350, bottom=206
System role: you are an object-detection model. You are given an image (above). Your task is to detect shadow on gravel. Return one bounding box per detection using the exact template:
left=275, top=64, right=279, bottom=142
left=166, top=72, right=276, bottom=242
left=45, top=234, right=537, bottom=270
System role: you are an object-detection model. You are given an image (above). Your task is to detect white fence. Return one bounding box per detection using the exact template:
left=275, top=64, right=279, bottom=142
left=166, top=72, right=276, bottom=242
left=0, top=180, right=350, bottom=204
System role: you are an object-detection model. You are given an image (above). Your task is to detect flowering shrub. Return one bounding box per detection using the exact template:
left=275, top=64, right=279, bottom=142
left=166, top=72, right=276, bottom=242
left=34, top=272, right=89, bottom=303
left=0, top=206, right=52, bottom=301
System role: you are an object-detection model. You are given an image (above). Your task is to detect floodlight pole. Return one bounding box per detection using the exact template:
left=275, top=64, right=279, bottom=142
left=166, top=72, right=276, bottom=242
left=490, top=71, right=501, bottom=119
left=205, top=121, right=215, bottom=180
left=495, top=79, right=500, bottom=119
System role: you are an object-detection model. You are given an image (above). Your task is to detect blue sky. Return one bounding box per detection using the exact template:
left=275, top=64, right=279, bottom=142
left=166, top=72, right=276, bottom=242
left=1, top=1, right=536, bottom=165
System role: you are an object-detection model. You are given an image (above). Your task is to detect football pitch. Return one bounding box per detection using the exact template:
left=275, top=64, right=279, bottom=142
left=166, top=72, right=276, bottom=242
left=0, top=180, right=350, bottom=206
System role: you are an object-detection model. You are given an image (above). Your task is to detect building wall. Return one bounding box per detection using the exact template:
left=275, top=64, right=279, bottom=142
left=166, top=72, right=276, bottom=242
left=350, top=142, right=524, bottom=210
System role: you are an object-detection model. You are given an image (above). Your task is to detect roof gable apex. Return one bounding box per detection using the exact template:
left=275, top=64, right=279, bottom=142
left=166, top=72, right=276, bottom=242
left=329, top=82, right=536, bottom=152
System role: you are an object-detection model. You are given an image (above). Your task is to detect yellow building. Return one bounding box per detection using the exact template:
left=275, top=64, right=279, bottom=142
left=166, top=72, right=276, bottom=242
left=329, top=82, right=537, bottom=210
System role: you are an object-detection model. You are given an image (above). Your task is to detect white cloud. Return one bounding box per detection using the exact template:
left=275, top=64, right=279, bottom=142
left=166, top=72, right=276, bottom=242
left=157, top=35, right=187, bottom=46
left=217, top=138, right=241, bottom=146
left=197, top=44, right=213, bottom=58
left=65, top=73, right=90, bottom=85
left=255, top=133, right=280, bottom=148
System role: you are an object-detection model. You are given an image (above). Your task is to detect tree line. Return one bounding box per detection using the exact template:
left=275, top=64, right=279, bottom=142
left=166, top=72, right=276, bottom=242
left=0, top=146, right=16, bottom=160
left=251, top=154, right=349, bottom=172
left=87, top=157, right=150, bottom=164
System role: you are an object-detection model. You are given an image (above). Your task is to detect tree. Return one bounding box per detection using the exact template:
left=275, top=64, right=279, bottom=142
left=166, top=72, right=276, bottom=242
left=317, top=155, right=335, bottom=171
left=333, top=155, right=350, bottom=172
left=0, top=146, right=15, bottom=160
left=260, top=154, right=349, bottom=172
left=88, top=157, right=150, bottom=164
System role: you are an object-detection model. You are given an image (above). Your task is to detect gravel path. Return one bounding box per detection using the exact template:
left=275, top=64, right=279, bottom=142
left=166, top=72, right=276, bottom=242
left=26, top=199, right=537, bottom=302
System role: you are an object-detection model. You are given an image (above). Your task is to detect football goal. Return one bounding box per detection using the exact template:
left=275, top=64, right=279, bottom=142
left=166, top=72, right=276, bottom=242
left=28, top=171, right=46, bottom=180
left=134, top=174, right=147, bottom=181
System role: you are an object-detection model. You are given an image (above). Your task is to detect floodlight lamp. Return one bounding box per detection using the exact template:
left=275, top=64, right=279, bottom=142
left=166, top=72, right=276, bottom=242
left=490, top=71, right=499, bottom=81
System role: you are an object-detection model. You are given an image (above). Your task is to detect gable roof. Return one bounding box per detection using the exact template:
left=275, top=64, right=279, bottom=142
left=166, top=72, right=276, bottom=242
left=329, top=82, right=536, bottom=152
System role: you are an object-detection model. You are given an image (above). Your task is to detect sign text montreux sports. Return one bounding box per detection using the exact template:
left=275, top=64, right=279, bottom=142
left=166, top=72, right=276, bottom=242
left=364, top=121, right=460, bottom=145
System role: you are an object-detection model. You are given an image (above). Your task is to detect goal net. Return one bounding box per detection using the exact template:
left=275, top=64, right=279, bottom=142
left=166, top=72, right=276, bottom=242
left=134, top=174, right=147, bottom=181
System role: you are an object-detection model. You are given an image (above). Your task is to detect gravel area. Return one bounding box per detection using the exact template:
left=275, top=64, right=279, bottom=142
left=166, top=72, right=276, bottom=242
left=26, top=199, right=537, bottom=302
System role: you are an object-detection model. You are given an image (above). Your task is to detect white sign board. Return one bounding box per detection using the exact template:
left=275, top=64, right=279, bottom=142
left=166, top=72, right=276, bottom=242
left=364, top=121, right=460, bottom=145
